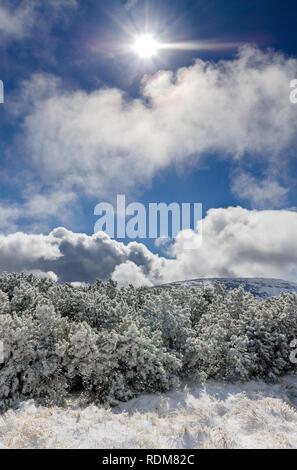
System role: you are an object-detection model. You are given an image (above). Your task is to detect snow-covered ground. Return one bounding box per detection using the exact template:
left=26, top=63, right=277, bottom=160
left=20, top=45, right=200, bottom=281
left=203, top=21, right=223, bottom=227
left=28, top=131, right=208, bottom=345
left=1, top=376, right=297, bottom=449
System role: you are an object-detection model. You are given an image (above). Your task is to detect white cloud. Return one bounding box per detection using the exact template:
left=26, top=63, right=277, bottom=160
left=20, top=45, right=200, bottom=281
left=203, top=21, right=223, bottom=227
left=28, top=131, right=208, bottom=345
left=1, top=207, right=297, bottom=284
left=112, top=260, right=153, bottom=287
left=0, top=1, right=33, bottom=40
left=13, top=47, right=297, bottom=203
left=160, top=206, right=297, bottom=282
left=0, top=189, right=77, bottom=234
left=0, top=204, right=22, bottom=232
left=231, top=170, right=289, bottom=208
left=1, top=47, right=297, bottom=282
left=0, top=231, right=61, bottom=272
left=0, top=227, right=159, bottom=283
left=24, top=269, right=59, bottom=282
left=0, top=0, right=77, bottom=43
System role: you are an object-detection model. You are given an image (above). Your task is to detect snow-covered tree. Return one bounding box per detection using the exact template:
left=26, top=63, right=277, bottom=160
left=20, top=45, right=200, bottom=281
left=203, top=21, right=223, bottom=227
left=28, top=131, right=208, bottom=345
left=0, top=273, right=297, bottom=409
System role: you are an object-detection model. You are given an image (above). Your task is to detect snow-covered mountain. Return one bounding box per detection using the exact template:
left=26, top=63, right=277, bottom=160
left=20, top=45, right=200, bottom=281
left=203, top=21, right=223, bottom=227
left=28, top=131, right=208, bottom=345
left=159, top=278, right=297, bottom=298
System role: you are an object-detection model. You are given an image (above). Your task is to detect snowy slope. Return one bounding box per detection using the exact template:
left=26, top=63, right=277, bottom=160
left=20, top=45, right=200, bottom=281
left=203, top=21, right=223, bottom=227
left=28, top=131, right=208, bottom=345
left=1, top=376, right=297, bottom=449
left=159, top=278, right=297, bottom=298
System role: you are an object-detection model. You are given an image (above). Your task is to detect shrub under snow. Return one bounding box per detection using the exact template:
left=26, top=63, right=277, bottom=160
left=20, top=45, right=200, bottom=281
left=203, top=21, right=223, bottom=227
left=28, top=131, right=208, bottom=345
left=0, top=273, right=297, bottom=409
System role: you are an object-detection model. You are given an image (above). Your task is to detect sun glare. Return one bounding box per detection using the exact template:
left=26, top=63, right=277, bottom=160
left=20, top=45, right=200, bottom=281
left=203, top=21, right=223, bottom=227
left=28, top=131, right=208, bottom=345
left=133, top=34, right=159, bottom=59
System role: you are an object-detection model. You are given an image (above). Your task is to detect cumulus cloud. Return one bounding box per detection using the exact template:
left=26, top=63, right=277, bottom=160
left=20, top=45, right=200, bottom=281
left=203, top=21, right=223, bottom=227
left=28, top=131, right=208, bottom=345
left=1, top=207, right=297, bottom=284
left=12, top=47, right=297, bottom=203
left=112, top=261, right=153, bottom=287
left=161, top=206, right=297, bottom=282
left=0, top=227, right=160, bottom=283
left=0, top=231, right=61, bottom=272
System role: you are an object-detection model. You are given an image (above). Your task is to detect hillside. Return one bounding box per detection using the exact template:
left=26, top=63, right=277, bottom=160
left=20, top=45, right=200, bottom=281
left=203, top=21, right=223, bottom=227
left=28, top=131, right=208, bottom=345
left=159, top=278, right=297, bottom=298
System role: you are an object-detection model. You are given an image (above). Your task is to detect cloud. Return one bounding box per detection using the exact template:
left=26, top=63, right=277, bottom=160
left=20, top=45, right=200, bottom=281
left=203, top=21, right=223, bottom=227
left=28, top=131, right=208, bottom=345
left=2, top=46, right=296, bottom=233
left=160, top=206, right=297, bottom=283
left=231, top=170, right=289, bottom=208
left=24, top=269, right=59, bottom=282
left=0, top=227, right=159, bottom=283
left=123, top=0, right=138, bottom=11
left=0, top=231, right=61, bottom=272
left=0, top=204, right=22, bottom=232
left=0, top=0, right=77, bottom=43
left=0, top=1, right=33, bottom=41
left=0, top=189, right=77, bottom=234
left=112, top=261, right=153, bottom=287
left=11, top=47, right=297, bottom=207
left=1, top=207, right=297, bottom=284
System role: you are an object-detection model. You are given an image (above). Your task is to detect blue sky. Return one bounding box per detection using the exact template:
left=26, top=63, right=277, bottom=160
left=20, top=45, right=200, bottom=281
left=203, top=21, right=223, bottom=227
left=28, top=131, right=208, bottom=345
left=0, top=0, right=297, bottom=284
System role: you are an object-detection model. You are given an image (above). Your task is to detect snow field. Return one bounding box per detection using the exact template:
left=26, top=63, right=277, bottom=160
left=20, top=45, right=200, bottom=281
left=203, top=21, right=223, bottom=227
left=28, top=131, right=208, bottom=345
left=1, top=376, right=297, bottom=449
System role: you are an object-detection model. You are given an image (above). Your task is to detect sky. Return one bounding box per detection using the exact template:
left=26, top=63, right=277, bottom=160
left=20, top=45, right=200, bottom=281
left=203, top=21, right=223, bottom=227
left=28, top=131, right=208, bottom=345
left=0, top=0, right=297, bottom=285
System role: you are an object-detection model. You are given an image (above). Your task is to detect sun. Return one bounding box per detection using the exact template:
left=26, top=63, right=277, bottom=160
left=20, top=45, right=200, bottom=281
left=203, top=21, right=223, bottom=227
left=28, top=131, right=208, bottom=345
left=132, top=34, right=159, bottom=59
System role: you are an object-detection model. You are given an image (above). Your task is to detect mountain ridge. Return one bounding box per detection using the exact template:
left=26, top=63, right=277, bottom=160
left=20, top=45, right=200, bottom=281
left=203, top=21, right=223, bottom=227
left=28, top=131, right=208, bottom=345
left=158, top=277, right=297, bottom=298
